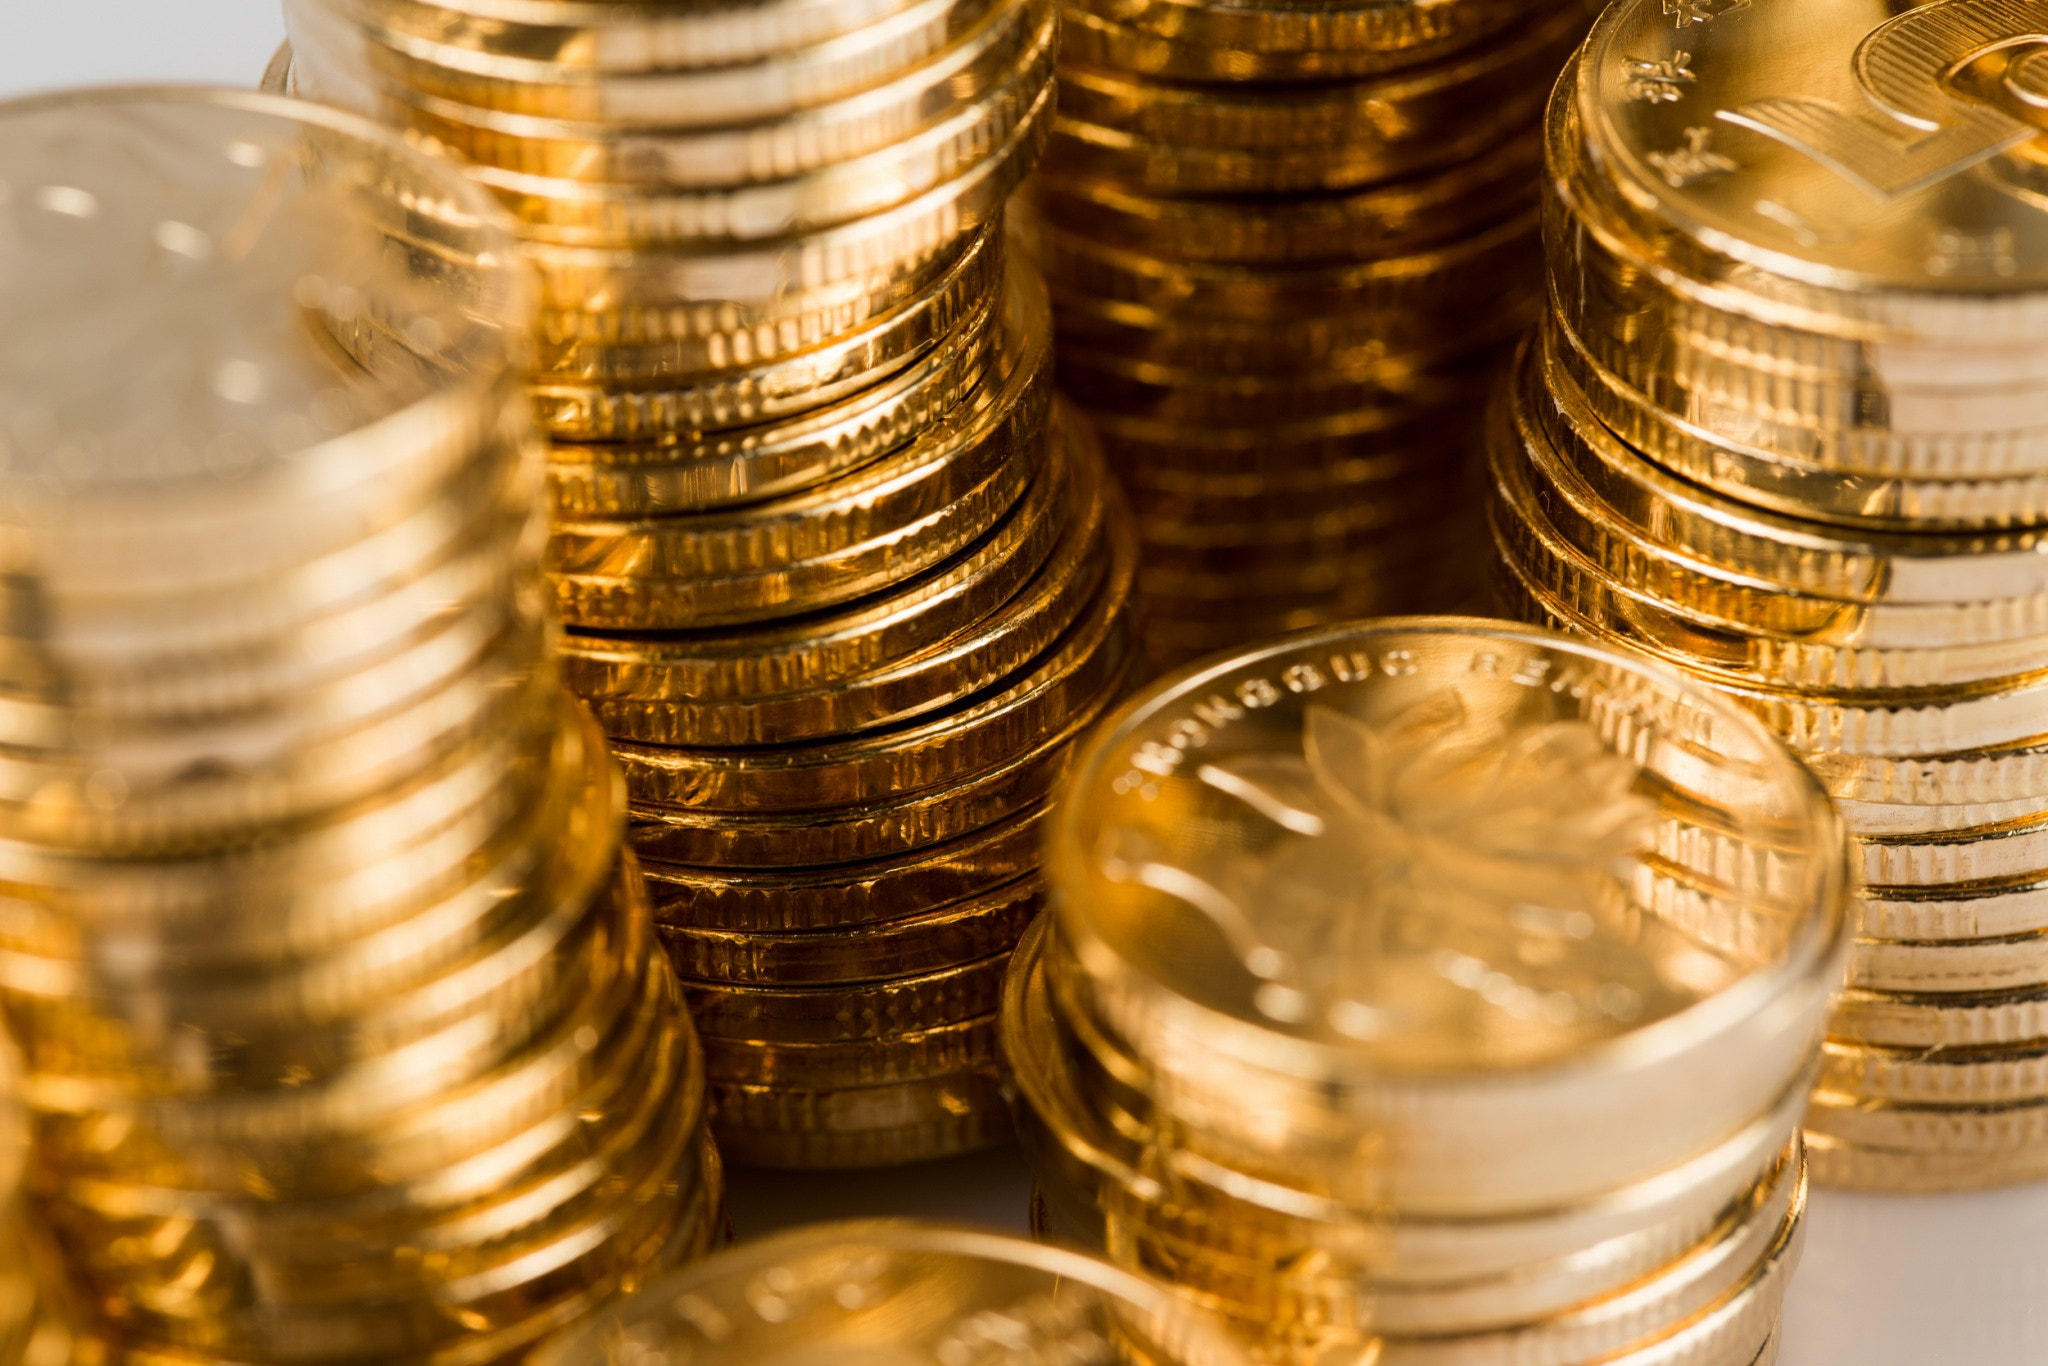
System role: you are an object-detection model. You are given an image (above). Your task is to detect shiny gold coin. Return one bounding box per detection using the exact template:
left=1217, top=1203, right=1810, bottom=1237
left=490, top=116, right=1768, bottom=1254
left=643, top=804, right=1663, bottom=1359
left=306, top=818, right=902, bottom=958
left=679, top=951, right=1010, bottom=1044
left=335, top=0, right=936, bottom=75
left=563, top=399, right=1110, bottom=747
left=550, top=266, right=1050, bottom=631
left=544, top=269, right=998, bottom=517
left=658, top=875, right=1039, bottom=987
left=1048, top=617, right=1848, bottom=1214
left=0, top=89, right=526, bottom=600
left=643, top=802, right=1048, bottom=933
left=709, top=1065, right=1010, bottom=1170
left=381, top=0, right=1053, bottom=186
left=1056, top=2, right=1516, bottom=83
left=1819, top=1036, right=2048, bottom=1107
left=1021, top=204, right=1538, bottom=326
left=699, top=1013, right=1001, bottom=1089
left=1575, top=0, right=2048, bottom=342
left=442, top=29, right=1055, bottom=249
left=1804, top=1128, right=2048, bottom=1193
left=529, top=1219, right=1252, bottom=1366
left=532, top=219, right=998, bottom=389
left=1044, top=6, right=1583, bottom=196
left=1805, top=1087, right=2048, bottom=1155
left=1857, top=875, right=2048, bottom=943
left=1846, top=927, right=2048, bottom=996
left=289, top=0, right=1006, bottom=125
left=1028, top=134, right=1540, bottom=267
left=612, top=523, right=1134, bottom=813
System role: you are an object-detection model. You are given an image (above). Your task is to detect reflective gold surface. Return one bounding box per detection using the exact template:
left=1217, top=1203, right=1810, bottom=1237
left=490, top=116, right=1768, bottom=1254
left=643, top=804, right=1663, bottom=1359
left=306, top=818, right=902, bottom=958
left=1495, top=0, right=2048, bottom=1194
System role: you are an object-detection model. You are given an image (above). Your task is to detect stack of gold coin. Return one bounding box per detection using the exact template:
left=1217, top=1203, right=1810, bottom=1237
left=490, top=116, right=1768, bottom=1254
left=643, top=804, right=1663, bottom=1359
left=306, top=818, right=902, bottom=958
left=1488, top=0, right=2048, bottom=1193
left=277, top=0, right=1136, bottom=1170
left=1006, top=619, right=1851, bottom=1366
left=0, top=88, right=721, bottom=1360
left=531, top=1219, right=1253, bottom=1366
left=1011, top=0, right=1597, bottom=669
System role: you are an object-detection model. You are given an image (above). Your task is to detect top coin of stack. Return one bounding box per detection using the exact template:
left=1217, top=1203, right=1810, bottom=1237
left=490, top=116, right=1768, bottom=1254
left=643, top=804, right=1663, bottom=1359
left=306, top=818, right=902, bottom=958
left=0, top=87, right=722, bottom=1361
left=1488, top=0, right=2048, bottom=1193
left=532, top=1220, right=1254, bottom=1366
left=1015, top=0, right=1596, bottom=669
left=1007, top=618, right=1851, bottom=1366
left=279, top=0, right=1137, bottom=1171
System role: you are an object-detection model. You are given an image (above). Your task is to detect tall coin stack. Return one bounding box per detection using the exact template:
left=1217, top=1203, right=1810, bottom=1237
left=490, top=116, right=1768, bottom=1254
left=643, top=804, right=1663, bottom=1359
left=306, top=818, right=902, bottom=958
left=279, top=0, right=1138, bottom=1170
left=0, top=89, right=721, bottom=1361
left=1489, top=0, right=2048, bottom=1192
left=1007, top=620, right=1850, bottom=1366
left=533, top=1221, right=1254, bottom=1366
left=1013, top=0, right=1595, bottom=669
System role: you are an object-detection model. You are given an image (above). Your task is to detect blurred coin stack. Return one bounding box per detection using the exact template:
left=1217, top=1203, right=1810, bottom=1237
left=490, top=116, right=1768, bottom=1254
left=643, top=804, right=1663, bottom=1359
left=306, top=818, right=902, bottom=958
left=1012, top=0, right=1595, bottom=669
left=1489, top=0, right=2048, bottom=1192
left=1008, top=620, right=1850, bottom=1366
left=0, top=89, right=721, bottom=1361
left=533, top=1220, right=1254, bottom=1366
left=280, top=0, right=1139, bottom=1170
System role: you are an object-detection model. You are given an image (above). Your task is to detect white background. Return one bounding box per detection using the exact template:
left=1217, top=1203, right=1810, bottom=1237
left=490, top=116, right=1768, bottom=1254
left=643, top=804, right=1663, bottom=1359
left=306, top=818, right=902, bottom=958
left=5, top=6, right=2047, bottom=1363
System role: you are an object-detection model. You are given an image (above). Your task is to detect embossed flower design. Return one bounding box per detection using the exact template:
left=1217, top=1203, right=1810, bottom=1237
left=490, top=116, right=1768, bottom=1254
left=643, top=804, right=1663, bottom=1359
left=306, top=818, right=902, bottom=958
left=1102, top=689, right=1681, bottom=1047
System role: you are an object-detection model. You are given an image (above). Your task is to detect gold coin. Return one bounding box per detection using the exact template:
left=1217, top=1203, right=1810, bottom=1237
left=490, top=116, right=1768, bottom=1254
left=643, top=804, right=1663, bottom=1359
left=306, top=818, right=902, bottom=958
left=532, top=219, right=999, bottom=390
left=543, top=268, right=998, bottom=518
left=609, top=426, right=1107, bottom=748
left=528, top=1220, right=1251, bottom=1366
left=382, top=0, right=1052, bottom=187
left=560, top=439, right=1086, bottom=744
left=1819, top=1036, right=2048, bottom=1107
left=679, top=951, right=1010, bottom=1043
left=507, top=95, right=1045, bottom=321
left=709, top=1066, right=1010, bottom=1169
left=1056, top=344, right=1504, bottom=428
left=1513, top=336, right=2048, bottom=609
left=549, top=268, right=1050, bottom=631
left=1829, top=983, right=2048, bottom=1050
left=1085, top=396, right=1485, bottom=476
left=441, top=30, right=1054, bottom=249
left=643, top=801, right=1049, bottom=934
left=1027, top=133, right=1540, bottom=267
left=699, top=1012, right=1000, bottom=1089
left=0, top=90, right=525, bottom=594
left=656, top=875, right=1040, bottom=986
left=1020, top=204, right=1538, bottom=326
left=1044, top=5, right=1583, bottom=195
left=530, top=231, right=1007, bottom=439
left=1575, top=0, right=2048, bottom=342
left=1846, top=928, right=2048, bottom=996
left=1495, top=352, right=2048, bottom=681
left=1805, top=1087, right=2048, bottom=1154
left=1803, top=1128, right=2048, bottom=1194
left=612, top=529, right=1133, bottom=813
left=1495, top=519, right=2048, bottom=760
left=1857, top=875, right=2048, bottom=943
left=289, top=0, right=1006, bottom=125
left=337, top=0, right=936, bottom=75
left=1047, top=617, right=1847, bottom=1214
left=1056, top=2, right=1517, bottom=83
